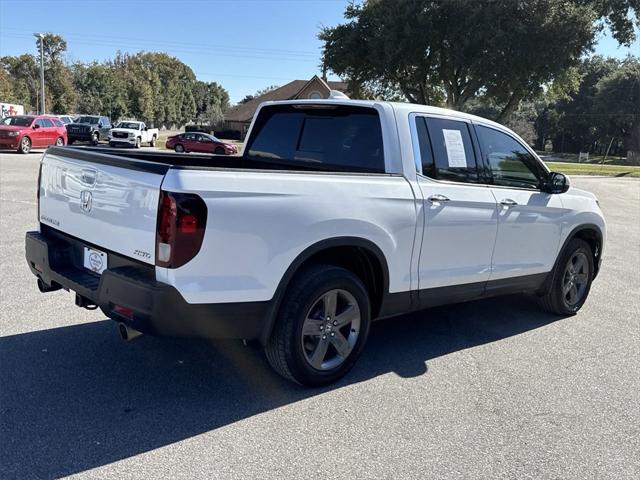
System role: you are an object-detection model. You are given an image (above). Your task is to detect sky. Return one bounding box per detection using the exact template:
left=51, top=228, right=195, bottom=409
left=0, top=0, right=638, bottom=105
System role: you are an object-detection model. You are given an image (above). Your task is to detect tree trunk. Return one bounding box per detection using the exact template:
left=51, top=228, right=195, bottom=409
left=496, top=92, right=523, bottom=124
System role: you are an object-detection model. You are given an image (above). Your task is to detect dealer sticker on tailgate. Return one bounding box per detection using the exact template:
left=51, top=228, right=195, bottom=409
left=83, top=246, right=107, bottom=274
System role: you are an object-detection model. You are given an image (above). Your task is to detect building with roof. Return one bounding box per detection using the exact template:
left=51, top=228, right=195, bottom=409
left=223, top=75, right=348, bottom=138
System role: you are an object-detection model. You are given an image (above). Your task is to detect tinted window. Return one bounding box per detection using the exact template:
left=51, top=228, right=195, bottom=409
left=423, top=118, right=478, bottom=182
left=52, top=119, right=64, bottom=127
left=184, top=133, right=196, bottom=141
left=476, top=125, right=544, bottom=189
left=40, top=118, right=54, bottom=128
left=415, top=117, right=435, bottom=178
left=2, top=116, right=33, bottom=126
left=246, top=105, right=385, bottom=173
left=77, top=116, right=99, bottom=124
left=34, top=119, right=46, bottom=127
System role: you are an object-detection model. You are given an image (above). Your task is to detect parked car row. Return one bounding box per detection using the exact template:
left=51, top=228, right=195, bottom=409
left=0, top=113, right=239, bottom=155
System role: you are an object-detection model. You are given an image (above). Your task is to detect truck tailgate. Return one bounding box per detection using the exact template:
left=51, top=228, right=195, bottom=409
left=38, top=148, right=167, bottom=264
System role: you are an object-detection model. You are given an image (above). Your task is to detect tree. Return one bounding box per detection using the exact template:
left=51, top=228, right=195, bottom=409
left=194, top=80, right=230, bottom=124
left=39, top=33, right=77, bottom=113
left=594, top=58, right=640, bottom=163
left=238, top=85, right=279, bottom=104
left=1, top=54, right=39, bottom=112
left=320, top=0, right=638, bottom=122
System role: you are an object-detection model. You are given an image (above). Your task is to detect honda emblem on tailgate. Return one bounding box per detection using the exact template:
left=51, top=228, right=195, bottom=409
left=80, top=190, right=93, bottom=213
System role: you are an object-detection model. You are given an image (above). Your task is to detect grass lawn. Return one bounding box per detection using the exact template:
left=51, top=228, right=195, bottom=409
left=545, top=161, right=640, bottom=178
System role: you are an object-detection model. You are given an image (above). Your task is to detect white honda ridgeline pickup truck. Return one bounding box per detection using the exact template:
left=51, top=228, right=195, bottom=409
left=26, top=99, right=606, bottom=386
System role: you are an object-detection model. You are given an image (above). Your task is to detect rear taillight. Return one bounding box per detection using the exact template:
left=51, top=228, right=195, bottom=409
left=155, top=190, right=207, bottom=268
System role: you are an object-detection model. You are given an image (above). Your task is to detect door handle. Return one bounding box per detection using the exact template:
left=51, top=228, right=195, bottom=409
left=428, top=194, right=450, bottom=204
left=500, top=198, right=518, bottom=208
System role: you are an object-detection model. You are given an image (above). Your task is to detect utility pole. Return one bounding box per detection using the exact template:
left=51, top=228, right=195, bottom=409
left=34, top=33, right=45, bottom=114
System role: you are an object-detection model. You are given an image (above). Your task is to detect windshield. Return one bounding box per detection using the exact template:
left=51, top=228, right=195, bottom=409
left=116, top=122, right=141, bottom=129
left=77, top=116, right=99, bottom=124
left=2, top=116, right=34, bottom=127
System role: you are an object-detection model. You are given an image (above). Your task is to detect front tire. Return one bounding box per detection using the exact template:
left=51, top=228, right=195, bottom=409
left=19, top=136, right=31, bottom=154
left=540, top=238, right=594, bottom=315
left=91, top=132, right=99, bottom=146
left=214, top=146, right=225, bottom=155
left=135, top=137, right=141, bottom=149
left=265, top=265, right=371, bottom=386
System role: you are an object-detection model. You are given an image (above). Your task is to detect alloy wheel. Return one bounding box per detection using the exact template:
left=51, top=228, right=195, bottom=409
left=301, top=289, right=361, bottom=371
left=562, top=252, right=589, bottom=307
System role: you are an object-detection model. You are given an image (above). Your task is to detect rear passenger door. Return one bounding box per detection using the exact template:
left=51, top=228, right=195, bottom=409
left=412, top=115, right=498, bottom=302
left=31, top=119, right=48, bottom=147
left=474, top=124, right=564, bottom=280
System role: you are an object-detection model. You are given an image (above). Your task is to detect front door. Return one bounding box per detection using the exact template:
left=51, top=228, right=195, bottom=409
left=474, top=124, right=564, bottom=281
left=413, top=115, right=498, bottom=305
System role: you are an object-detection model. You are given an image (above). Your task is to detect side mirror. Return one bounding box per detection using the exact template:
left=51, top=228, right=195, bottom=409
left=33, top=124, right=40, bottom=129
left=546, top=172, right=570, bottom=194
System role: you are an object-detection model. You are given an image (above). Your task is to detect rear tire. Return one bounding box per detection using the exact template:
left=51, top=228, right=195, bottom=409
left=174, top=144, right=184, bottom=153
left=265, top=265, right=371, bottom=386
left=55, top=137, right=64, bottom=146
left=539, top=238, right=594, bottom=315
left=19, top=136, right=31, bottom=154
left=149, top=135, right=156, bottom=147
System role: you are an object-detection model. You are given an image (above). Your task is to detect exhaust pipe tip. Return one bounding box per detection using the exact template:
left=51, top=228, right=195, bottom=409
left=118, top=322, right=143, bottom=342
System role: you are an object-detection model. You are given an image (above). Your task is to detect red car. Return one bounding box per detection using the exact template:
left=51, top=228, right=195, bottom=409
left=165, top=132, right=238, bottom=155
left=0, top=115, right=68, bottom=154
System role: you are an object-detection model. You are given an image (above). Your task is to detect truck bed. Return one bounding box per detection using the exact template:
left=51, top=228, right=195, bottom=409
left=52, top=146, right=375, bottom=174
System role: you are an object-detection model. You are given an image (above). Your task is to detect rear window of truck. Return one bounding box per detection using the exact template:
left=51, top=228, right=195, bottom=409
left=245, top=105, right=385, bottom=173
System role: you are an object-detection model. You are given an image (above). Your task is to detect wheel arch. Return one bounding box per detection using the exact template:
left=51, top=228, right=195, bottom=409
left=541, top=223, right=604, bottom=295
left=259, top=237, right=390, bottom=345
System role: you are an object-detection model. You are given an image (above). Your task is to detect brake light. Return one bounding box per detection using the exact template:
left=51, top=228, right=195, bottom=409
left=155, top=190, right=207, bottom=268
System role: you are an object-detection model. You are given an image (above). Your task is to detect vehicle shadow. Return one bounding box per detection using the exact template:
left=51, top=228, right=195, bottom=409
left=0, top=295, right=565, bottom=479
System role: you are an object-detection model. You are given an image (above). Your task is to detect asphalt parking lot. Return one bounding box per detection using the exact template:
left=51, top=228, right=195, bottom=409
left=1, top=150, right=638, bottom=479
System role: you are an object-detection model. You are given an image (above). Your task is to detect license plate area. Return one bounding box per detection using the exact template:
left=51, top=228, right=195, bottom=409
left=83, top=246, right=108, bottom=274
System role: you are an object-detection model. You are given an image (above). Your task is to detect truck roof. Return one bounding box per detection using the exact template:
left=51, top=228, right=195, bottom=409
left=259, top=98, right=508, bottom=132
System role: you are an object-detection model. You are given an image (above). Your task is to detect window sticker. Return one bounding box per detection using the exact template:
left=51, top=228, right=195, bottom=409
left=442, top=129, right=467, bottom=167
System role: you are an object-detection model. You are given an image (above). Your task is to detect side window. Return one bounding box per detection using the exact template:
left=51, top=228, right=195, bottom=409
left=52, top=119, right=64, bottom=127
left=414, top=116, right=435, bottom=178
left=101, top=117, right=111, bottom=128
left=423, top=117, right=478, bottom=183
left=34, top=119, right=46, bottom=127
left=476, top=125, right=544, bottom=190
left=40, top=119, right=54, bottom=127
left=184, top=133, right=196, bottom=141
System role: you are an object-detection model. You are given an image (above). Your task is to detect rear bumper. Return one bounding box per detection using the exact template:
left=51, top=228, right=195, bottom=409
left=25, top=228, right=269, bottom=340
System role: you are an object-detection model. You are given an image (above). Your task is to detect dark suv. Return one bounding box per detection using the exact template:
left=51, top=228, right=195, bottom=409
left=67, top=115, right=111, bottom=145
